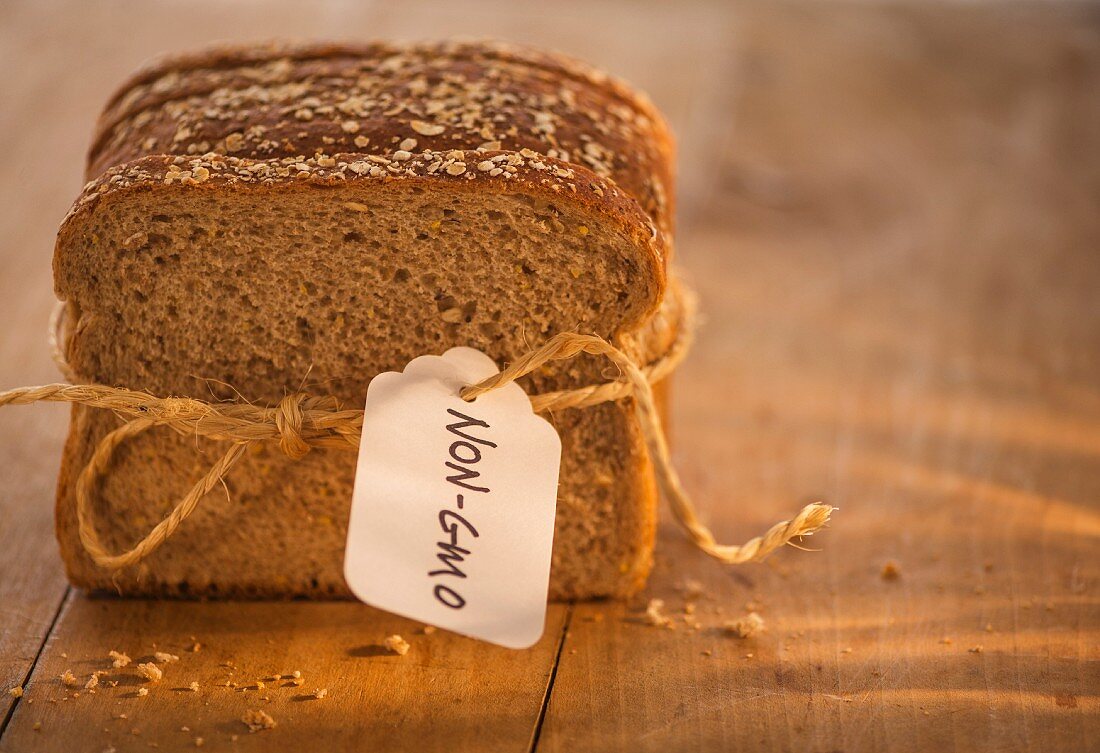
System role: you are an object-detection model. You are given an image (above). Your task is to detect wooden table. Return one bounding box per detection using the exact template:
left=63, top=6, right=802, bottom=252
left=0, top=1, right=1096, bottom=750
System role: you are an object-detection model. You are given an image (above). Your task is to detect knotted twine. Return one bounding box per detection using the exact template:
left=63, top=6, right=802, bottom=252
left=1, top=291, right=833, bottom=573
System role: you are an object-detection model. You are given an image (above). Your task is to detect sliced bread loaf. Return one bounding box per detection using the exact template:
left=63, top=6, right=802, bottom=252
left=54, top=42, right=680, bottom=600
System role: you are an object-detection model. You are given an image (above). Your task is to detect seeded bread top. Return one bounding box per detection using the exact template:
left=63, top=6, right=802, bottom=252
left=87, top=40, right=676, bottom=235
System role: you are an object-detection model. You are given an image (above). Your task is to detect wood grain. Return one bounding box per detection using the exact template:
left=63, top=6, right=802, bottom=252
left=0, top=596, right=570, bottom=752
left=540, top=3, right=1100, bottom=751
left=0, top=1, right=1097, bottom=751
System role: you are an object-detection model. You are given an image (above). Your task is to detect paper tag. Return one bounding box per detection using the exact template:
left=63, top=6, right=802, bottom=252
left=344, top=347, right=562, bottom=649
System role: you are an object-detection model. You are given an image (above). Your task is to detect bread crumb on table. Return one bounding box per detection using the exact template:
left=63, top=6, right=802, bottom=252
left=109, top=651, right=131, bottom=668
left=384, top=634, right=411, bottom=656
left=681, top=579, right=704, bottom=600
left=422, top=625, right=437, bottom=635
left=969, top=645, right=984, bottom=654
left=60, top=670, right=81, bottom=687
left=153, top=652, right=179, bottom=664
left=194, top=737, right=204, bottom=748
left=136, top=688, right=149, bottom=697
left=8, top=686, right=23, bottom=698
left=136, top=663, right=162, bottom=682
left=241, top=709, right=276, bottom=732
left=313, top=688, right=328, bottom=700
left=188, top=682, right=200, bottom=692
left=644, top=598, right=672, bottom=628
left=881, top=561, right=901, bottom=580
left=725, top=612, right=766, bottom=639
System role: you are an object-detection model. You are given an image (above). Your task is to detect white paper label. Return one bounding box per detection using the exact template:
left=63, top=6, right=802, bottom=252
left=344, top=347, right=562, bottom=649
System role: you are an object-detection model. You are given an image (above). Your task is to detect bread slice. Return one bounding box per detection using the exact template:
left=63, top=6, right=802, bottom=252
left=53, top=42, right=679, bottom=600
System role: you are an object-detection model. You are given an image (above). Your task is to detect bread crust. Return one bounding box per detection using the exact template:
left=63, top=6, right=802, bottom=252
left=86, top=41, right=675, bottom=236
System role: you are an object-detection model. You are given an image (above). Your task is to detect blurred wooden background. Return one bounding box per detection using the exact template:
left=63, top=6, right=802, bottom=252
left=0, top=1, right=1097, bottom=751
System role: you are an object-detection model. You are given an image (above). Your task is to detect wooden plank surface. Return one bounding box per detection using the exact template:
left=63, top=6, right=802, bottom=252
left=0, top=596, right=571, bottom=753
left=0, top=1, right=1097, bottom=751
left=541, top=3, right=1100, bottom=750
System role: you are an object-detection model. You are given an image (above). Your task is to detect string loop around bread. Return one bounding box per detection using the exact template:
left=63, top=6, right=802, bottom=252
left=1, top=289, right=834, bottom=572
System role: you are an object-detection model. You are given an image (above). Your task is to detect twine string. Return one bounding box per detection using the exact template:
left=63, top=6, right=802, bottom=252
left=2, top=294, right=833, bottom=572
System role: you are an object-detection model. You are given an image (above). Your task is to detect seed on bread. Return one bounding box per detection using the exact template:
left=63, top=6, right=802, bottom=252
left=410, top=120, right=445, bottom=136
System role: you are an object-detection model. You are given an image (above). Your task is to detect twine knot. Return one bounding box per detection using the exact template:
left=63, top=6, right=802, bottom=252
left=274, top=393, right=311, bottom=459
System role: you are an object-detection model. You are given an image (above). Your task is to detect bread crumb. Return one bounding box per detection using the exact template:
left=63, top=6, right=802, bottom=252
left=290, top=670, right=302, bottom=679
left=8, top=686, right=23, bottom=698
left=881, top=561, right=901, bottom=580
left=136, top=688, right=149, bottom=697
left=194, top=738, right=204, bottom=748
left=60, top=670, right=81, bottom=687
left=136, top=663, right=162, bottom=682
left=384, top=635, right=411, bottom=656
left=153, top=652, right=179, bottom=664
left=985, top=623, right=994, bottom=633
left=188, top=682, right=200, bottom=692
left=644, top=598, right=672, bottom=628
left=969, top=645, right=984, bottom=654
left=841, top=647, right=853, bottom=654
left=681, top=579, right=704, bottom=600
left=422, top=625, right=437, bottom=635
left=313, top=688, right=328, bottom=700
left=940, top=637, right=953, bottom=645
left=189, top=643, right=202, bottom=653
left=84, top=673, right=101, bottom=690
left=354, top=135, right=371, bottom=148
left=33, top=722, right=41, bottom=731
left=109, top=651, right=131, bottom=668
left=241, top=709, right=276, bottom=732
left=725, top=612, right=765, bottom=638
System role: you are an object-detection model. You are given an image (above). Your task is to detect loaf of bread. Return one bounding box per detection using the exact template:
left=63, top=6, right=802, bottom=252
left=54, top=41, right=681, bottom=600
